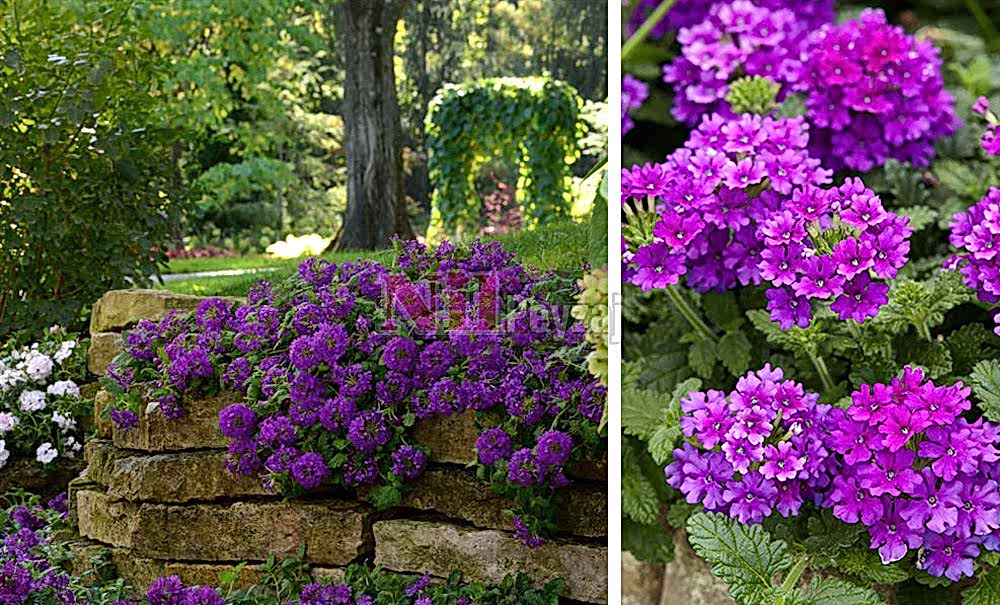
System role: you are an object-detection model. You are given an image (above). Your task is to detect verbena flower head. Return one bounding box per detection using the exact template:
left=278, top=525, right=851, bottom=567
left=623, top=112, right=831, bottom=292
left=759, top=178, right=912, bottom=327
left=625, top=0, right=832, bottom=38
left=801, top=8, right=959, bottom=171
left=622, top=75, right=648, bottom=137
left=823, top=368, right=1000, bottom=580
left=946, top=188, right=1000, bottom=303
left=665, top=365, right=834, bottom=524
left=661, top=1, right=813, bottom=125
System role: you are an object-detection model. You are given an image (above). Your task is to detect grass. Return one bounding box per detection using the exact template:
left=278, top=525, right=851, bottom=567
left=159, top=219, right=590, bottom=297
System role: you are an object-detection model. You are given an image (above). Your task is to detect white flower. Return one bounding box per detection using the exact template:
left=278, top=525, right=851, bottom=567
left=52, top=411, right=77, bottom=432
left=0, top=440, right=8, bottom=468
left=53, top=341, right=77, bottom=364
left=47, top=380, right=80, bottom=398
left=63, top=436, right=81, bottom=458
left=36, top=442, right=58, bottom=464
left=19, top=389, right=46, bottom=412
left=24, top=351, right=54, bottom=382
left=0, top=413, right=18, bottom=434
left=0, top=367, right=27, bottom=393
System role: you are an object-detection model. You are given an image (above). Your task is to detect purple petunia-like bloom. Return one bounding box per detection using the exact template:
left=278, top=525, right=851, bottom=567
left=801, top=8, right=959, bottom=171
left=623, top=112, right=832, bottom=293
left=822, top=367, right=1000, bottom=579
left=622, top=75, right=648, bottom=137
left=946, top=187, right=1000, bottom=303
left=661, top=1, right=814, bottom=125
left=759, top=178, right=911, bottom=327
left=665, top=365, right=833, bottom=525
left=624, top=0, right=832, bottom=39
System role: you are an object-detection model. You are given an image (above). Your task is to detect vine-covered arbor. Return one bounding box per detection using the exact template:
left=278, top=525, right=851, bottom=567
left=425, top=77, right=583, bottom=238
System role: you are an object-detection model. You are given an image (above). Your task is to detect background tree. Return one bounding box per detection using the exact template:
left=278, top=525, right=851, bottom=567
left=332, top=0, right=414, bottom=250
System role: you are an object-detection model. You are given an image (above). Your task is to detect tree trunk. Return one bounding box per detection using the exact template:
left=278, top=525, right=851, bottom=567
left=334, top=0, right=414, bottom=250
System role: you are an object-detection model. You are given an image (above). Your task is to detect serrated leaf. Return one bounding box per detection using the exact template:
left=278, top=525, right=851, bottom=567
left=666, top=501, right=699, bottom=529
left=964, top=568, right=1000, bottom=605
left=646, top=377, right=702, bottom=464
left=970, top=359, right=1000, bottom=422
left=803, top=510, right=863, bottom=569
left=896, top=206, right=938, bottom=232
left=623, top=444, right=661, bottom=525
left=718, top=331, right=752, bottom=376
left=936, top=158, right=987, bottom=200
left=622, top=518, right=674, bottom=564
left=689, top=337, right=718, bottom=378
left=805, top=577, right=883, bottom=605
left=622, top=387, right=667, bottom=439
left=686, top=512, right=792, bottom=604
left=835, top=548, right=909, bottom=585
left=703, top=291, right=744, bottom=331
left=880, top=159, right=930, bottom=207
left=947, top=324, right=993, bottom=375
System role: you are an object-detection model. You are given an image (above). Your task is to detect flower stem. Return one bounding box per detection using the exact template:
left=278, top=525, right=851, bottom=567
left=774, top=556, right=810, bottom=604
left=807, top=350, right=835, bottom=392
left=916, top=320, right=932, bottom=342
left=621, top=0, right=678, bottom=61
left=665, top=285, right=717, bottom=343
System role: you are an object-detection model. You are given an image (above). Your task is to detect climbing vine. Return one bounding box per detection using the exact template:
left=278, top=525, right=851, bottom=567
left=425, top=77, right=583, bottom=238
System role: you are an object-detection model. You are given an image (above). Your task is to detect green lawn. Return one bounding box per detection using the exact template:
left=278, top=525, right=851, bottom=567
left=159, top=219, right=590, bottom=297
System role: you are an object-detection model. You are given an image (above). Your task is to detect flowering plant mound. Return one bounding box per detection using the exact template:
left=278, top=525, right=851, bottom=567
left=622, top=112, right=831, bottom=293
left=661, top=1, right=812, bottom=126
left=946, top=187, right=1000, bottom=311
left=823, top=367, right=1000, bottom=581
left=108, top=239, right=606, bottom=546
left=759, top=178, right=913, bottom=328
left=665, top=365, right=834, bottom=524
left=801, top=9, right=958, bottom=171
left=0, top=327, right=87, bottom=469
left=0, top=493, right=82, bottom=604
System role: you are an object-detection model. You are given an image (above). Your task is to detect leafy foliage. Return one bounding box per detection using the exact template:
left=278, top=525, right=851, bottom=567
left=971, top=360, right=1000, bottom=422
left=426, top=77, right=583, bottom=237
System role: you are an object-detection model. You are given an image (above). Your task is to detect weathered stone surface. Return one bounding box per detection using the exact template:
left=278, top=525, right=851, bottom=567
left=660, top=531, right=734, bottom=605
left=0, top=456, right=85, bottom=499
left=622, top=551, right=665, bottom=605
left=90, top=289, right=209, bottom=333
left=86, top=446, right=270, bottom=502
left=373, top=520, right=607, bottom=604
left=88, top=332, right=123, bottom=376
left=114, top=555, right=267, bottom=593
left=77, top=490, right=370, bottom=565
left=394, top=468, right=606, bottom=537
left=113, top=390, right=239, bottom=451
left=94, top=390, right=114, bottom=439
left=413, top=411, right=479, bottom=465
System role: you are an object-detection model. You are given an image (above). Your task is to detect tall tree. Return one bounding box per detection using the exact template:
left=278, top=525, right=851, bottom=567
left=333, top=0, right=414, bottom=250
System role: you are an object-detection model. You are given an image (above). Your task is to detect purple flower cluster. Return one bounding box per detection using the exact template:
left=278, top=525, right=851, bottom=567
left=661, top=1, right=812, bottom=125
left=111, top=239, right=605, bottom=546
left=759, top=178, right=912, bottom=327
left=665, top=365, right=834, bottom=524
left=823, top=368, right=1000, bottom=581
left=622, top=112, right=831, bottom=292
left=801, top=9, right=959, bottom=171
left=624, top=0, right=832, bottom=39
left=0, top=502, right=75, bottom=604
left=622, top=75, right=648, bottom=136
left=946, top=188, right=1000, bottom=304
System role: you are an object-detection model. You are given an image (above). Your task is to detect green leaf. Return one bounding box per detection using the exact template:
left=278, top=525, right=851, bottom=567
left=970, top=359, right=1000, bottom=422
left=896, top=206, right=938, bottom=232
left=964, top=568, right=1000, bottom=605
left=835, top=548, right=909, bottom=586
left=718, top=331, right=752, bottom=376
left=703, top=292, right=744, bottom=331
left=646, top=377, right=702, bottom=464
left=686, top=512, right=792, bottom=604
left=623, top=444, right=661, bottom=525
left=805, top=577, right=883, bottom=605
left=689, top=338, right=718, bottom=378
left=622, top=387, right=667, bottom=439
left=803, top=510, right=862, bottom=569
left=622, top=518, right=675, bottom=564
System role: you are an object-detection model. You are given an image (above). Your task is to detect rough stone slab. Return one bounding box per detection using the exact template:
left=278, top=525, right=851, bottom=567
left=660, top=531, right=734, bottom=605
left=86, top=445, right=270, bottom=502
left=622, top=551, right=665, bottom=605
left=394, top=468, right=606, bottom=538
left=373, top=520, right=607, bottom=604
left=114, top=555, right=266, bottom=594
left=88, top=332, right=123, bottom=376
left=94, top=390, right=114, bottom=439
left=77, top=490, right=370, bottom=565
left=113, top=390, right=239, bottom=452
left=413, top=411, right=479, bottom=465
left=90, top=289, right=210, bottom=333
